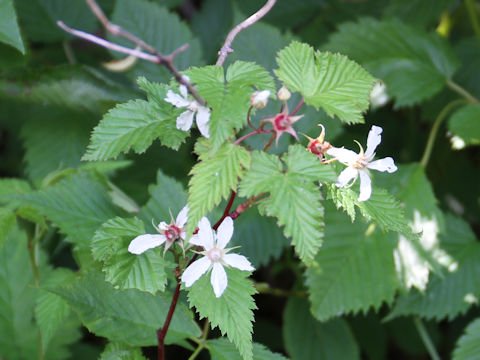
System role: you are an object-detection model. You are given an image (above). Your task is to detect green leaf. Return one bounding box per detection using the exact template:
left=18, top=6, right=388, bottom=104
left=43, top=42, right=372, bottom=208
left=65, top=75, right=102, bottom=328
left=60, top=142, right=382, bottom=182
left=0, top=227, right=37, bottom=360
left=15, top=0, right=96, bottom=42
left=240, top=146, right=336, bottom=265
left=448, top=104, right=480, bottom=148
left=208, top=338, right=287, bottom=360
left=99, top=342, right=147, bottom=360
left=384, top=0, right=457, bottom=27
left=187, top=142, right=251, bottom=236
left=186, top=268, right=257, bottom=360
left=139, top=169, right=188, bottom=233
left=0, top=0, right=25, bottom=53
left=231, top=206, right=289, bottom=268
left=387, top=214, right=480, bottom=321
left=305, top=207, right=399, bottom=321
left=0, top=208, right=15, bottom=245
left=223, top=11, right=293, bottom=72
left=324, top=18, right=459, bottom=107
left=20, top=112, right=92, bottom=182
left=327, top=184, right=414, bottom=238
left=275, top=41, right=375, bottom=124
left=47, top=271, right=200, bottom=346
left=110, top=0, right=202, bottom=83
left=0, top=178, right=31, bottom=206
left=35, top=268, right=76, bottom=351
left=375, top=164, right=445, bottom=289
left=185, top=62, right=275, bottom=148
left=283, top=297, right=360, bottom=360
left=83, top=97, right=188, bottom=161
left=1, top=66, right=135, bottom=113
left=91, top=217, right=169, bottom=294
left=453, top=317, right=480, bottom=360
left=191, top=0, right=234, bottom=63
left=19, top=172, right=123, bottom=244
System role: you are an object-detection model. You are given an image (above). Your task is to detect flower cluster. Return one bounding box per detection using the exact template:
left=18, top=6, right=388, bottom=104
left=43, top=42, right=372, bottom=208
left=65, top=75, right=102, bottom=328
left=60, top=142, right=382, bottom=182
left=128, top=208, right=254, bottom=298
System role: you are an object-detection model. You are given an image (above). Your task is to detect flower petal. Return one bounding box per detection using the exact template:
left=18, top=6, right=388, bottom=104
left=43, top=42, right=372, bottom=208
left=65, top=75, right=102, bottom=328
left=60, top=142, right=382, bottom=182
left=336, top=166, right=358, bottom=187
left=367, top=157, right=398, bottom=173
left=165, top=90, right=190, bottom=108
left=211, top=262, right=228, bottom=298
left=197, top=217, right=214, bottom=250
left=224, top=254, right=254, bottom=271
left=365, top=125, right=383, bottom=157
left=196, top=105, right=211, bottom=138
left=179, top=84, right=188, bottom=99
left=326, top=147, right=359, bottom=165
left=175, top=205, right=189, bottom=228
left=181, top=256, right=211, bottom=287
left=358, top=170, right=372, bottom=202
left=216, top=216, right=233, bottom=249
left=176, top=110, right=194, bottom=132
left=128, top=234, right=166, bottom=254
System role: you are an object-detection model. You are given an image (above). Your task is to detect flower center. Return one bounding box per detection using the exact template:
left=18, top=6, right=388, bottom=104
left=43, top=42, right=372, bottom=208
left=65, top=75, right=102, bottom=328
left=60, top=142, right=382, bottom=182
left=207, top=248, right=223, bottom=263
left=354, top=155, right=369, bottom=169
left=165, top=224, right=182, bottom=242
left=274, top=113, right=290, bottom=131
left=187, top=101, right=198, bottom=112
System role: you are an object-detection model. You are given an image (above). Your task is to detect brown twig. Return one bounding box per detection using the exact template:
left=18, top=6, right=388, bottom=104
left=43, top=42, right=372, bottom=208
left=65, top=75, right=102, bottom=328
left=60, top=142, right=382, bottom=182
left=58, top=0, right=205, bottom=105
left=57, top=21, right=160, bottom=63
left=216, top=0, right=277, bottom=66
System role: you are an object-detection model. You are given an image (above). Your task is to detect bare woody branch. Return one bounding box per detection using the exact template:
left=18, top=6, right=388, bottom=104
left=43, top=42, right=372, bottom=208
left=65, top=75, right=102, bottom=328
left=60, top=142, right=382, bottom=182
left=57, top=21, right=160, bottom=63
left=57, top=0, right=205, bottom=105
left=216, top=0, right=277, bottom=67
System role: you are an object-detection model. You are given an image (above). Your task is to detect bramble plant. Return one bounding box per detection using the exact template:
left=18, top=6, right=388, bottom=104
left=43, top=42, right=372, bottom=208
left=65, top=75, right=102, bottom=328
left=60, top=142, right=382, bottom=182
left=1, top=0, right=480, bottom=359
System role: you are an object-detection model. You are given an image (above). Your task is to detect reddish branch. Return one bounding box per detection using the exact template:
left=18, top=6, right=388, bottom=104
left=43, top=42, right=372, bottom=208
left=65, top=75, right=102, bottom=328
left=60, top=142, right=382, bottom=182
left=156, top=192, right=262, bottom=360
left=216, top=0, right=277, bottom=66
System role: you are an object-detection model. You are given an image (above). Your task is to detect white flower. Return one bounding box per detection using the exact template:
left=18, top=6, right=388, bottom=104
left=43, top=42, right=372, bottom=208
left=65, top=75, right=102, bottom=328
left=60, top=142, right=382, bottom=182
left=326, top=125, right=397, bottom=202
left=128, top=206, right=189, bottom=255
left=181, top=216, right=254, bottom=298
left=250, top=90, right=270, bottom=109
left=370, top=81, right=389, bottom=108
left=165, top=83, right=210, bottom=138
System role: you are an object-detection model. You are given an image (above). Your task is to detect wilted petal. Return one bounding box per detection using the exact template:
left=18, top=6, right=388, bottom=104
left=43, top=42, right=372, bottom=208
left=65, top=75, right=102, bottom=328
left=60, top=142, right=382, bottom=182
left=326, top=147, right=359, bottom=165
left=196, top=105, right=211, bottom=138
left=128, top=234, right=166, bottom=254
left=176, top=205, right=189, bottom=228
left=358, top=170, right=372, bottom=202
left=367, top=157, right=397, bottom=173
left=198, top=217, right=214, bottom=250
left=176, top=110, right=194, bottom=131
left=211, top=262, right=228, bottom=297
left=224, top=254, right=254, bottom=271
left=336, top=167, right=358, bottom=187
left=181, top=256, right=211, bottom=287
left=165, top=90, right=190, bottom=108
left=365, top=126, right=383, bottom=158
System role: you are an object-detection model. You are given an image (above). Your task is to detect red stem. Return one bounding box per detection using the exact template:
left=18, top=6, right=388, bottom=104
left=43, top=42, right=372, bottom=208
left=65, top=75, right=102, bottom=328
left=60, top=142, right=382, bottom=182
left=213, top=191, right=236, bottom=229
left=290, top=98, right=305, bottom=116
left=157, top=281, right=181, bottom=360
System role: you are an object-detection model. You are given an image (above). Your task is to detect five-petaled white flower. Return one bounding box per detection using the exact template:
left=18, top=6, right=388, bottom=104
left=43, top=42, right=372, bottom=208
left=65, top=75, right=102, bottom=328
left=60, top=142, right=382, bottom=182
left=181, top=216, right=254, bottom=298
left=128, top=206, right=189, bottom=255
left=326, top=125, right=398, bottom=202
left=165, top=83, right=210, bottom=138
